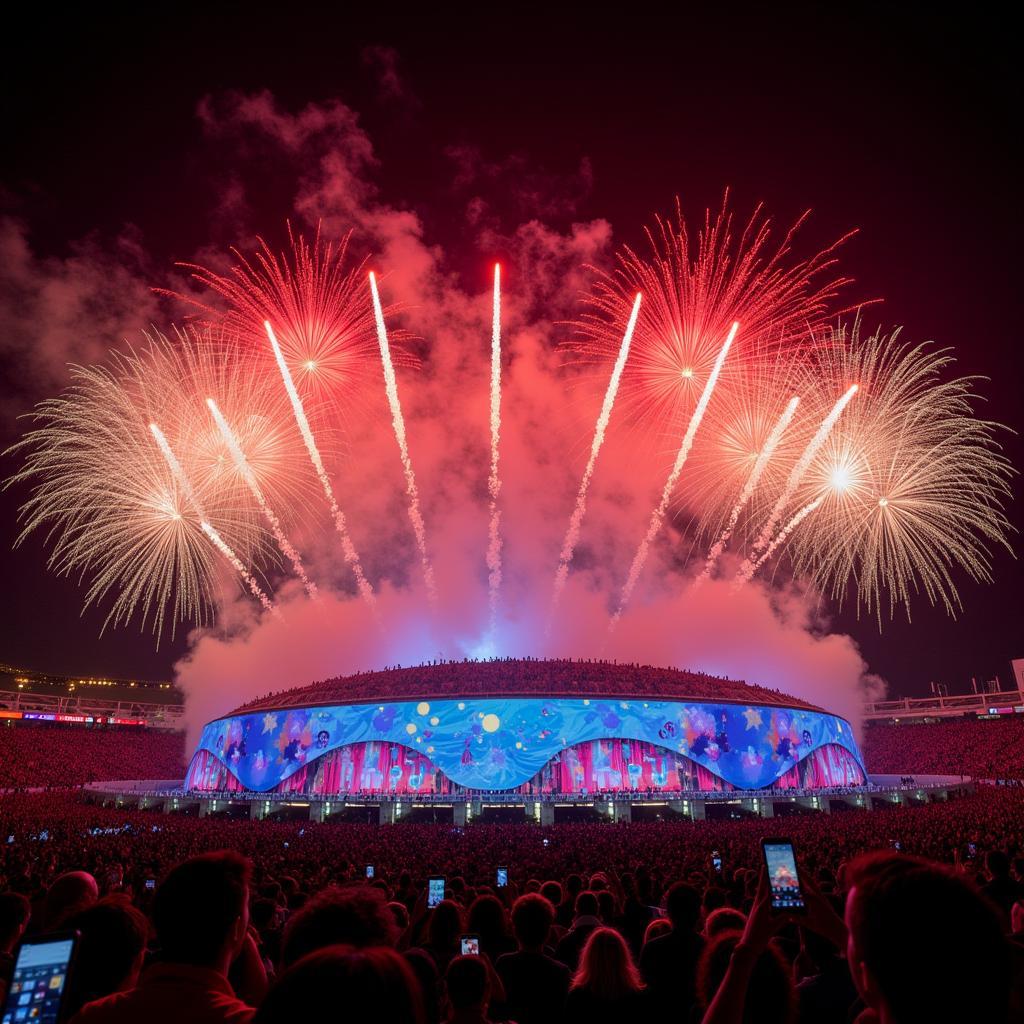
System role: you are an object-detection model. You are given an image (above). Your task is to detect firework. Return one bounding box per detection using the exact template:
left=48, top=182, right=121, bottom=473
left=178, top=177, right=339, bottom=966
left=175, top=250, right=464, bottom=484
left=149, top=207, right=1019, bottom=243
left=734, top=383, right=859, bottom=583
left=610, top=321, right=738, bottom=631
left=206, top=398, right=317, bottom=599
left=568, top=196, right=853, bottom=438
left=549, top=293, right=642, bottom=626
left=264, top=321, right=375, bottom=607
left=694, top=393, right=801, bottom=586
left=168, top=226, right=414, bottom=417
left=786, top=324, right=1015, bottom=620
left=150, top=420, right=277, bottom=616
left=369, top=271, right=438, bottom=605
left=487, top=264, right=503, bottom=635
left=7, top=333, right=277, bottom=640
left=6, top=209, right=1014, bottom=643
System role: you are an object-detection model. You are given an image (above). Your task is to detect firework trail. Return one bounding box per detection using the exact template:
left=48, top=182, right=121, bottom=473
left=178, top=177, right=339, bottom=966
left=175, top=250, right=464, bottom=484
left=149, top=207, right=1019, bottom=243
left=487, top=264, right=503, bottom=635
left=694, top=394, right=801, bottom=587
left=735, top=384, right=858, bottom=583
left=549, top=293, right=643, bottom=627
left=609, top=321, right=738, bottom=632
left=206, top=398, right=318, bottom=599
left=264, top=321, right=375, bottom=607
left=198, top=521, right=279, bottom=617
left=741, top=496, right=825, bottom=584
left=149, top=422, right=277, bottom=615
left=368, top=272, right=438, bottom=605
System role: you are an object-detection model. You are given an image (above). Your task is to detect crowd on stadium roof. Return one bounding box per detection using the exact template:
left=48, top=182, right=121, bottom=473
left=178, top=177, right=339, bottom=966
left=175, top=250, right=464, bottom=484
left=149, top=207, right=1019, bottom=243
left=232, top=658, right=822, bottom=715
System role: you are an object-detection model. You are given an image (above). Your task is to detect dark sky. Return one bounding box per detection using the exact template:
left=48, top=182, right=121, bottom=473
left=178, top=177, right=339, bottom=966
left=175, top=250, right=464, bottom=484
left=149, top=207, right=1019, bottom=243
left=1, top=6, right=1020, bottom=696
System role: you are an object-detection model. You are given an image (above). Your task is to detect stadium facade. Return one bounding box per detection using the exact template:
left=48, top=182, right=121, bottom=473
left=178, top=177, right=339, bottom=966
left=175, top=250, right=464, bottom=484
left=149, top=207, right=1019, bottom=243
left=184, top=660, right=866, bottom=798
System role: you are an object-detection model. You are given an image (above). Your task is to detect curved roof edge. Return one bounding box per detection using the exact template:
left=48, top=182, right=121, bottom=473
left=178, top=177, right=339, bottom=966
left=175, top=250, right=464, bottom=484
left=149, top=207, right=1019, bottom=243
left=230, top=658, right=823, bottom=716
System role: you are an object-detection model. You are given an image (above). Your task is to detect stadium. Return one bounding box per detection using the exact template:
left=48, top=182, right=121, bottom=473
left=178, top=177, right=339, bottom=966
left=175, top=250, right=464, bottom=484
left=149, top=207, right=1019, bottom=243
left=101, top=656, right=964, bottom=826
left=185, top=659, right=866, bottom=799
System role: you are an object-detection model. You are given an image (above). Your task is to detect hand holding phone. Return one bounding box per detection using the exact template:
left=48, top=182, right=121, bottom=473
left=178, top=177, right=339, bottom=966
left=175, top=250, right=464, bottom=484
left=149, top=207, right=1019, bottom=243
left=428, top=877, right=446, bottom=908
left=365, top=865, right=375, bottom=879
left=2, top=931, right=79, bottom=1023
left=460, top=934, right=480, bottom=955
left=761, top=838, right=805, bottom=913
left=496, top=867, right=508, bottom=888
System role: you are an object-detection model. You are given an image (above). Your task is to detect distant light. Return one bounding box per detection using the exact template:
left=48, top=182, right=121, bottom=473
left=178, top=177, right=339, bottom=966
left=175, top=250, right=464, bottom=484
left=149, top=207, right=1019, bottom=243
left=878, top=497, right=889, bottom=507
left=681, top=367, right=694, bottom=379
left=304, top=360, right=317, bottom=372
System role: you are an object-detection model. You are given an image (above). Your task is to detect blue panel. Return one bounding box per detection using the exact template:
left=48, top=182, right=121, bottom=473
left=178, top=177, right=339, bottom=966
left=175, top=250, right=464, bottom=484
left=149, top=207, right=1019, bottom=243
left=193, top=697, right=863, bottom=793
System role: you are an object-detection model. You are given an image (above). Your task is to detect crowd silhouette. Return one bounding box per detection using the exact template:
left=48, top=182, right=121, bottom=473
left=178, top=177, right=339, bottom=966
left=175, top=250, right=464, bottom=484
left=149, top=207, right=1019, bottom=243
left=1, top=786, right=1023, bottom=1021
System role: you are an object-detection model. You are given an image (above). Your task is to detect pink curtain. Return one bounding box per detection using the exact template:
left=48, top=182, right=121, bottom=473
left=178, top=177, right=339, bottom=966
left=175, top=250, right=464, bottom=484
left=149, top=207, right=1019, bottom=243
left=799, top=743, right=864, bottom=788
left=303, top=743, right=445, bottom=796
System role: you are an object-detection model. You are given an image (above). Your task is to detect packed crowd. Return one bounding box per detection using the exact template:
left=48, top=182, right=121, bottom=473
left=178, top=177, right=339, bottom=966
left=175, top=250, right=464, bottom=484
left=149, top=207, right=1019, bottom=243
left=862, top=715, right=1024, bottom=780
left=235, top=658, right=822, bottom=715
left=0, top=724, right=185, bottom=791
left=1, top=787, right=1023, bottom=1022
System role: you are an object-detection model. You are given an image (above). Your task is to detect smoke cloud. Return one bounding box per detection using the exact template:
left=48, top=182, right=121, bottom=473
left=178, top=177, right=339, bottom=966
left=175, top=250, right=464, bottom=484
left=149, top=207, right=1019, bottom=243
left=0, top=219, right=162, bottom=419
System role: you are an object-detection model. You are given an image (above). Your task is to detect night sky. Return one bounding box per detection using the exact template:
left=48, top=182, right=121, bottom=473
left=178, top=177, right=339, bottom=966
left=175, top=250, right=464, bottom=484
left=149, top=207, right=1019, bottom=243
left=1, top=7, right=1020, bottom=697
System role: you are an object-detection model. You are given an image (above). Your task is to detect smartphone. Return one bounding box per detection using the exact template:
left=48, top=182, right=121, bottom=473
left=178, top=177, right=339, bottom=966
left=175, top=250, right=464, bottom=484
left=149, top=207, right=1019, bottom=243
left=542, top=838, right=549, bottom=848
left=890, top=840, right=901, bottom=851
left=761, top=838, right=805, bottom=912
left=496, top=866, right=508, bottom=888
left=428, top=877, right=446, bottom=908
left=711, top=850, right=722, bottom=874
left=144, top=878, right=156, bottom=891
left=460, top=934, right=480, bottom=956
left=2, top=931, right=78, bottom=1023
left=365, top=865, right=375, bottom=879
left=967, top=842, right=977, bottom=859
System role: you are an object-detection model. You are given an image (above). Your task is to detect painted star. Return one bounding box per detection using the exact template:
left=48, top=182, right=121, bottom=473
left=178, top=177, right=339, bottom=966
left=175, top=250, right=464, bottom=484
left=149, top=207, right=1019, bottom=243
left=262, top=713, right=278, bottom=734
left=743, top=708, right=763, bottom=730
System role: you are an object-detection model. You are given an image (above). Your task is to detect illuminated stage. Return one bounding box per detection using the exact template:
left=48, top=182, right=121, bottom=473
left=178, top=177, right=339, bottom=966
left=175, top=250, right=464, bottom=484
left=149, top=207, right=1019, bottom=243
left=182, top=660, right=867, bottom=801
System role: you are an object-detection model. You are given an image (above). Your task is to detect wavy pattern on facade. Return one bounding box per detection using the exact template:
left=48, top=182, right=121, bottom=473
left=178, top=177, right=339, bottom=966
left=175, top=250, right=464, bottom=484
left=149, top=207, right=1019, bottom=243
left=186, top=694, right=865, bottom=794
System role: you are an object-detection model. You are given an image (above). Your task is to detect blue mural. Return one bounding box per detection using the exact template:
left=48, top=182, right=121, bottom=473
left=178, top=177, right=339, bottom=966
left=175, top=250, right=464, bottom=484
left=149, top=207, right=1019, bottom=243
left=191, top=697, right=864, bottom=793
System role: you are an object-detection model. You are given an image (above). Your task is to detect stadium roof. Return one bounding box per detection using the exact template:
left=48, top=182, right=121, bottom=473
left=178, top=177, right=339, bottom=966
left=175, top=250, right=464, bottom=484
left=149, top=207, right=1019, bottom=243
left=230, top=658, right=823, bottom=715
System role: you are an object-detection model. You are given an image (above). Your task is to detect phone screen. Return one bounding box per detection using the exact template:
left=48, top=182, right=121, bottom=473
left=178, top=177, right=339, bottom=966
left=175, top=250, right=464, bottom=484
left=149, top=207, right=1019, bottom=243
left=365, top=865, right=374, bottom=879
left=762, top=840, right=805, bottom=911
left=496, top=867, right=508, bottom=888
left=2, top=935, right=76, bottom=1023
left=712, top=851, right=722, bottom=873
left=428, top=877, right=445, bottom=908
left=144, top=878, right=156, bottom=890
left=460, top=935, right=480, bottom=955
